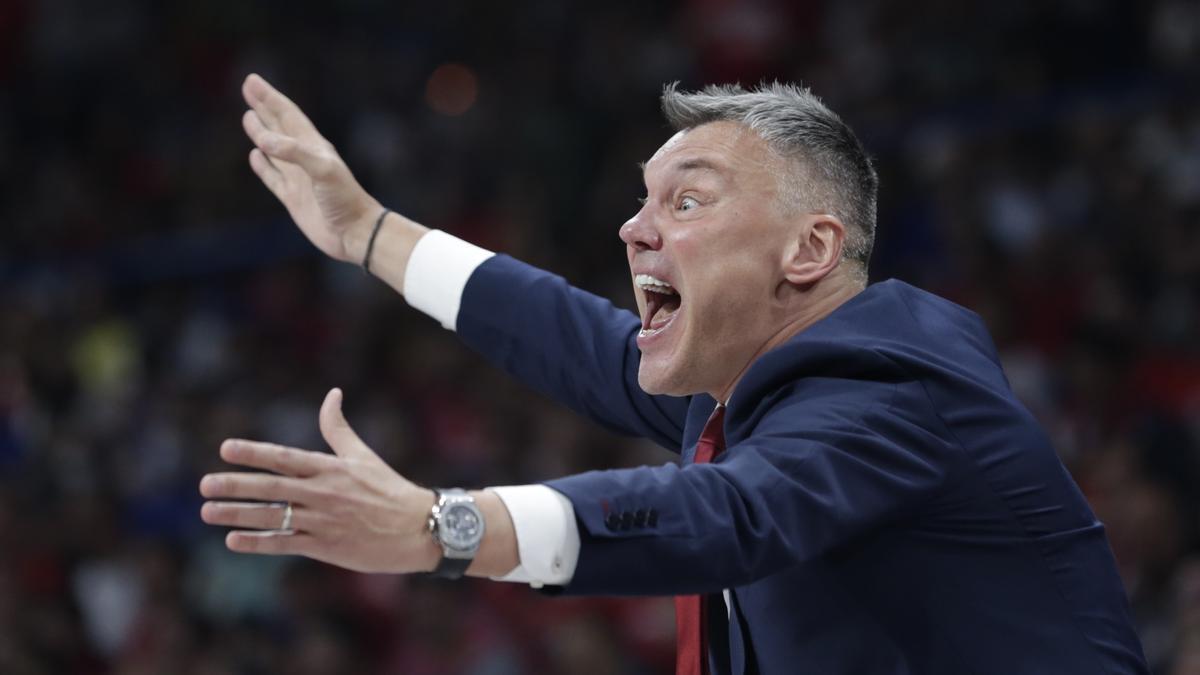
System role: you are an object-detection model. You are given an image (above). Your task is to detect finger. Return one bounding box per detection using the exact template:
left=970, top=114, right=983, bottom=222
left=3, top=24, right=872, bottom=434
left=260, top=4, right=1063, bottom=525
left=242, top=73, right=285, bottom=128
left=242, top=109, right=279, bottom=154
left=243, top=104, right=338, bottom=181
left=248, top=127, right=337, bottom=179
left=249, top=148, right=287, bottom=198
left=226, top=529, right=322, bottom=557
left=318, top=388, right=374, bottom=460
left=201, top=501, right=328, bottom=532
left=199, top=472, right=325, bottom=504
left=201, top=500, right=289, bottom=530
left=220, top=439, right=335, bottom=478
left=242, top=108, right=296, bottom=156
left=242, top=73, right=319, bottom=139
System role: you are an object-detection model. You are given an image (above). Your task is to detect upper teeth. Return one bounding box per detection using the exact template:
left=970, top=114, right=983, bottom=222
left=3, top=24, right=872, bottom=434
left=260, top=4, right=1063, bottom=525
left=635, top=274, right=676, bottom=293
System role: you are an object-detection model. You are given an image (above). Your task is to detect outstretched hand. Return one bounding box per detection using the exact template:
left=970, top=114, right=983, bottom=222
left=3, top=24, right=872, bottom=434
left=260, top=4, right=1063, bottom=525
left=200, top=388, right=440, bottom=574
left=241, top=74, right=381, bottom=263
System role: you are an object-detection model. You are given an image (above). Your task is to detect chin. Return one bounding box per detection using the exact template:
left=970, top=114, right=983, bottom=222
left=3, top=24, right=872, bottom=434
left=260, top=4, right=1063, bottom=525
left=637, top=376, right=669, bottom=396
left=636, top=362, right=694, bottom=397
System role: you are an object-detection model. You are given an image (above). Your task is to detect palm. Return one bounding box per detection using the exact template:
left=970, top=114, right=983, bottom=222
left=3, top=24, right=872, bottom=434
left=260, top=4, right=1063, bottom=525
left=241, top=74, right=378, bottom=262
left=280, top=160, right=356, bottom=257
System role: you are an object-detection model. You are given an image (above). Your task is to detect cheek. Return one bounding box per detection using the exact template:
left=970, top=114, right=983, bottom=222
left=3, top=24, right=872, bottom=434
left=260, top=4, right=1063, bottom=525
left=671, top=219, right=737, bottom=275
left=671, top=224, right=704, bottom=252
left=679, top=231, right=777, bottom=299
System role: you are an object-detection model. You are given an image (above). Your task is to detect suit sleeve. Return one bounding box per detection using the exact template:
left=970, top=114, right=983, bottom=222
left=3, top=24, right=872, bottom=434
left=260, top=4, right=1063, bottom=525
left=542, top=376, right=959, bottom=596
left=455, top=253, right=690, bottom=451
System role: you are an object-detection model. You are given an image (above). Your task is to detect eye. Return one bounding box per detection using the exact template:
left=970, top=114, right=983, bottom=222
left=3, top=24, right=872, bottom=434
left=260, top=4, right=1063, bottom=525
left=678, top=196, right=700, bottom=211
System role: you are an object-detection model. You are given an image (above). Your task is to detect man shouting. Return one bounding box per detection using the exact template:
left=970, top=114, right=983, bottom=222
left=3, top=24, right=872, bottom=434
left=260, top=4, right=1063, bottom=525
left=200, top=74, right=1148, bottom=674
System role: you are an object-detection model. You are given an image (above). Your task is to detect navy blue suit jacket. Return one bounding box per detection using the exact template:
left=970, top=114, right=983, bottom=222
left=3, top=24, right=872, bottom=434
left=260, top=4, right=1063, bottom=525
left=456, top=254, right=1148, bottom=674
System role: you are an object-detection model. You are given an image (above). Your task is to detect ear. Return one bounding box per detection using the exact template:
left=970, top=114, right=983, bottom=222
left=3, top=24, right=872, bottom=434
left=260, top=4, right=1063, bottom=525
left=782, top=214, right=846, bottom=286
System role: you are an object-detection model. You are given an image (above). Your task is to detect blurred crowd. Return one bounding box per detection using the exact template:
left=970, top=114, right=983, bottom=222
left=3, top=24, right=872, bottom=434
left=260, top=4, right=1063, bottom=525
left=2, top=0, right=1199, bottom=673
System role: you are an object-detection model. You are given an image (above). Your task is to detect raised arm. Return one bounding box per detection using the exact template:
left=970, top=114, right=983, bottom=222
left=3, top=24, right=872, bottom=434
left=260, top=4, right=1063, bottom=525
left=240, top=73, right=427, bottom=294
left=241, top=74, right=688, bottom=447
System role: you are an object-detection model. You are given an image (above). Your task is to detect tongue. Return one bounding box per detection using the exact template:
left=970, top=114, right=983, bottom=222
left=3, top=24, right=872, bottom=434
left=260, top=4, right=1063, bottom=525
left=643, top=293, right=666, bottom=330
left=643, top=291, right=680, bottom=330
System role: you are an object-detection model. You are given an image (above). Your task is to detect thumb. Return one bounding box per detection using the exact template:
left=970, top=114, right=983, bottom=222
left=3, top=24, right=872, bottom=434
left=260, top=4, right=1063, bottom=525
left=319, top=388, right=374, bottom=460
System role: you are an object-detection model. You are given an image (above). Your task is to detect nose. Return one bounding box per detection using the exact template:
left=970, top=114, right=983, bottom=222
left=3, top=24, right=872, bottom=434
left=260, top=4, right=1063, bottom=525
left=619, top=209, right=662, bottom=251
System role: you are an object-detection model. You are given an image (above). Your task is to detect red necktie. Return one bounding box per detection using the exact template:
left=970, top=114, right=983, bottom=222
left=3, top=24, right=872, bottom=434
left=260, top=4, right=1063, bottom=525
left=675, top=403, right=727, bottom=675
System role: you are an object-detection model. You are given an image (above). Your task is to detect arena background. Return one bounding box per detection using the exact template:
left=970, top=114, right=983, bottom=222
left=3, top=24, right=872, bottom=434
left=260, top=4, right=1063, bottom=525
left=2, top=1, right=1199, bottom=673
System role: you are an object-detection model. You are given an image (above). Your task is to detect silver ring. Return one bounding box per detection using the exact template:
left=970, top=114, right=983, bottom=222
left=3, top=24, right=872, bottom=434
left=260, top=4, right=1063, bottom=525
left=280, top=502, right=294, bottom=532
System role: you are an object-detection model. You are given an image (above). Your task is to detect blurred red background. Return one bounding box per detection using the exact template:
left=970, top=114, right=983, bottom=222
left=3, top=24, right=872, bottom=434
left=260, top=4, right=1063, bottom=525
left=1, top=1, right=1198, bottom=673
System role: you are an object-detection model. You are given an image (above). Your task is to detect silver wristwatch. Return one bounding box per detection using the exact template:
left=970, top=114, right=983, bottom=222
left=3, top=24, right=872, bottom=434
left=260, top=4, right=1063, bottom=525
left=427, top=488, right=485, bottom=579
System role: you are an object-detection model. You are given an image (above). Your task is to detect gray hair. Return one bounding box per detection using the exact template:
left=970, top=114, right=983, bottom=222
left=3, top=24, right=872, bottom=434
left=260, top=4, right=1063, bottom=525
left=660, top=82, right=878, bottom=281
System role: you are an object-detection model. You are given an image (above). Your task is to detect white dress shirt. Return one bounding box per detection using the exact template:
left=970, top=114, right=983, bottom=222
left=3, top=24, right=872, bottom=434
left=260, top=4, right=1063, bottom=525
left=403, top=230, right=581, bottom=587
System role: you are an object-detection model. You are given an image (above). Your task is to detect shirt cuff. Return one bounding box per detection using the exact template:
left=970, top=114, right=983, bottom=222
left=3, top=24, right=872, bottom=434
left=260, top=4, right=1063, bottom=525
left=486, top=485, right=580, bottom=588
left=403, top=230, right=495, bottom=331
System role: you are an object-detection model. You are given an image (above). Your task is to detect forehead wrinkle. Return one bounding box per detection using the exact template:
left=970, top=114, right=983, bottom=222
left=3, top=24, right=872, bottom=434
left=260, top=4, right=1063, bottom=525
left=645, top=156, right=731, bottom=189
left=670, top=157, right=726, bottom=177
left=642, top=122, right=758, bottom=187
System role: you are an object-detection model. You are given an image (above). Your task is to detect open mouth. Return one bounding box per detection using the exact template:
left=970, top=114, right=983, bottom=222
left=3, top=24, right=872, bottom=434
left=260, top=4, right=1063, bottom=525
left=635, top=274, right=682, bottom=337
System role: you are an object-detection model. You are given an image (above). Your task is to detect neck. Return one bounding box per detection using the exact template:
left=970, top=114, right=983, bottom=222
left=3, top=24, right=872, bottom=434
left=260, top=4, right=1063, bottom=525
left=711, top=278, right=863, bottom=404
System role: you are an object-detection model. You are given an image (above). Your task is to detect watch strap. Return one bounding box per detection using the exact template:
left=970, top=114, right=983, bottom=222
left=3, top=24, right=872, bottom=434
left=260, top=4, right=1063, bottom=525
left=431, top=553, right=472, bottom=580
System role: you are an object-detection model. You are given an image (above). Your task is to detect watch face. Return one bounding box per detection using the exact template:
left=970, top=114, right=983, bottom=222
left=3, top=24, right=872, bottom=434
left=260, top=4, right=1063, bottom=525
left=441, top=503, right=483, bottom=551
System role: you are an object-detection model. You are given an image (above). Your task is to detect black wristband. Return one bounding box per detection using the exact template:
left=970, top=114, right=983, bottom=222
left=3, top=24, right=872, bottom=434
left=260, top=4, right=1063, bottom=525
left=362, top=208, right=391, bottom=275
left=432, top=554, right=472, bottom=580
